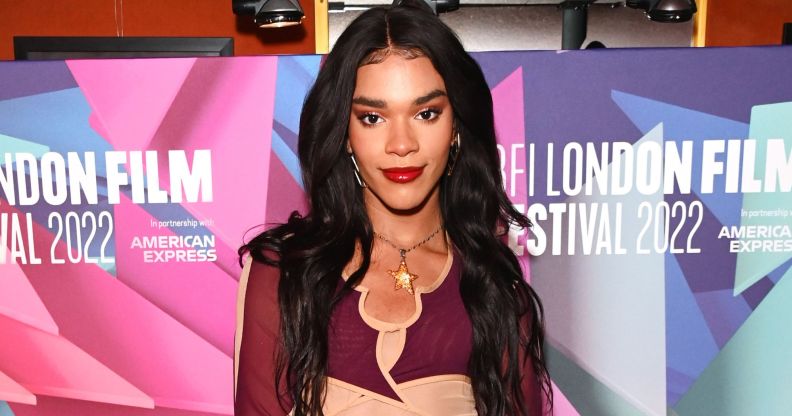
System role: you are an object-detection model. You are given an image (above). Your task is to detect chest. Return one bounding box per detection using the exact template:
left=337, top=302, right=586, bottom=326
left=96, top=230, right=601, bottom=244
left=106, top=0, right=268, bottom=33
left=356, top=251, right=449, bottom=323
left=326, top=261, right=473, bottom=398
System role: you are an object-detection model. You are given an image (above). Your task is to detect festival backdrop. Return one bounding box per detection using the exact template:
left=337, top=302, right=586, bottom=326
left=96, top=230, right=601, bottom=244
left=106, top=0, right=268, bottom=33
left=0, top=47, right=790, bottom=415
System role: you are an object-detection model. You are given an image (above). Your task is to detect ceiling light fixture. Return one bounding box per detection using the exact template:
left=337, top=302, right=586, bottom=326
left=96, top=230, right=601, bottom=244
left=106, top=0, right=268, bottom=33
left=391, top=0, right=458, bottom=15
left=232, top=0, right=305, bottom=28
left=625, top=0, right=697, bottom=23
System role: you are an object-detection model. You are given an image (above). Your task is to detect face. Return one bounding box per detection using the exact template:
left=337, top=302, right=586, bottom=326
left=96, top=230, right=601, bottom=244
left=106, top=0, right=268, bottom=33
left=348, top=54, right=454, bottom=214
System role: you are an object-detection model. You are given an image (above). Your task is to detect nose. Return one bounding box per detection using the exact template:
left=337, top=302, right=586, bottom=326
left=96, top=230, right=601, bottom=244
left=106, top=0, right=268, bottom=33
left=385, top=118, right=419, bottom=157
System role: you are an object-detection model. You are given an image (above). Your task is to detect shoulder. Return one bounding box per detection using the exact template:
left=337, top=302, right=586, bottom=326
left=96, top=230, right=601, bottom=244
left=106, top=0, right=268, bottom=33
left=248, top=254, right=280, bottom=279
left=242, top=253, right=282, bottom=305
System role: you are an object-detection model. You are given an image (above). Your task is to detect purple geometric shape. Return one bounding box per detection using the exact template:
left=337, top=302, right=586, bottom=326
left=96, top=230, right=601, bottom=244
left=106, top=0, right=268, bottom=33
left=272, top=119, right=299, bottom=158
left=768, top=258, right=792, bottom=284
left=670, top=191, right=736, bottom=293
left=665, top=252, right=718, bottom=405
left=0, top=61, right=77, bottom=101
left=741, top=276, right=775, bottom=310
left=693, top=289, right=752, bottom=348
left=667, top=366, right=696, bottom=406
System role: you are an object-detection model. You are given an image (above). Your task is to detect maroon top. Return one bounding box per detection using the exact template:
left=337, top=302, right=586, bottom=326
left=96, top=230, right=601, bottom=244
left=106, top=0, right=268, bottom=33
left=326, top=257, right=471, bottom=400
left=234, top=254, right=544, bottom=415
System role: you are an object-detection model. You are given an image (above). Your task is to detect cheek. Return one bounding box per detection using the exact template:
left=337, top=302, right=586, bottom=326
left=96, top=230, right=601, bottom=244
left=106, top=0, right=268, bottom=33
left=425, top=128, right=454, bottom=163
left=347, top=132, right=381, bottom=170
left=347, top=114, right=375, bottom=143
left=431, top=144, right=452, bottom=167
left=348, top=121, right=373, bottom=146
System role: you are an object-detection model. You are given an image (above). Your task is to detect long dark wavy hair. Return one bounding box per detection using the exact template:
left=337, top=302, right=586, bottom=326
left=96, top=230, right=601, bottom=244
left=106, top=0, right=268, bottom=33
left=240, top=2, right=551, bottom=415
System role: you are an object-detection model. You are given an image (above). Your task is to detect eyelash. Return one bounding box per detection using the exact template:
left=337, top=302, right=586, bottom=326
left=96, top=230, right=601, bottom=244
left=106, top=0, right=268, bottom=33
left=359, top=113, right=383, bottom=126
left=357, top=108, right=443, bottom=128
left=416, top=108, right=442, bottom=121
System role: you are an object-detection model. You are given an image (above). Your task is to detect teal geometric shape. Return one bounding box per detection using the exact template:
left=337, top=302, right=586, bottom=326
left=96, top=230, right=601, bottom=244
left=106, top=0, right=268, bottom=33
left=674, top=267, right=792, bottom=416
left=547, top=343, right=647, bottom=416
left=734, top=102, right=792, bottom=295
left=98, top=260, right=116, bottom=275
left=0, top=401, right=14, bottom=416
left=532, top=124, right=667, bottom=415
left=0, top=133, right=50, bottom=163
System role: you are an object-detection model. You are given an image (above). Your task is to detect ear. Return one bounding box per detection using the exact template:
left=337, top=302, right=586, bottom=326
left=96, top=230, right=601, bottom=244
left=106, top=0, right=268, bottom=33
left=346, top=140, right=353, bottom=154
left=451, top=119, right=459, bottom=146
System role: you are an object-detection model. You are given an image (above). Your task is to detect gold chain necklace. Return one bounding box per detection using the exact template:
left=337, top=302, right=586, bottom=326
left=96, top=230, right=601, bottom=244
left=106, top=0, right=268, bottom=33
left=374, top=226, right=442, bottom=295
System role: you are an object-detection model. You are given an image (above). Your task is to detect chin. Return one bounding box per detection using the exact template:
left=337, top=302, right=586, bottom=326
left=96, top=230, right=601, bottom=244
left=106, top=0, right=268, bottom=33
left=383, top=199, right=427, bottom=213
left=367, top=183, right=439, bottom=213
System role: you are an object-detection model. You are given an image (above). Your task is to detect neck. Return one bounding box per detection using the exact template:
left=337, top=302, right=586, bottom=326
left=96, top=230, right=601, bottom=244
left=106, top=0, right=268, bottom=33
left=363, top=188, right=443, bottom=248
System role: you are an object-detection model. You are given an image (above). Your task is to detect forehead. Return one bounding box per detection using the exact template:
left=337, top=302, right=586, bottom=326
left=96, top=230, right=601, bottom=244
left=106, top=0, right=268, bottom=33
left=353, top=55, right=446, bottom=100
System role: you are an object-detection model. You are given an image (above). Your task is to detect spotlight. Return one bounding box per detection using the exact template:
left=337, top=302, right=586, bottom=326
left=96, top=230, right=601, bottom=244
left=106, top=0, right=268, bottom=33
left=232, top=0, right=305, bottom=28
left=392, top=0, right=459, bottom=15
left=427, top=0, right=459, bottom=14
left=626, top=0, right=697, bottom=23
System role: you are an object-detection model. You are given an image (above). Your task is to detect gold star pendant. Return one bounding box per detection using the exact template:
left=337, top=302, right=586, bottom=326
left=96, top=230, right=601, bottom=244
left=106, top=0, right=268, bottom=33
left=388, top=258, right=418, bottom=295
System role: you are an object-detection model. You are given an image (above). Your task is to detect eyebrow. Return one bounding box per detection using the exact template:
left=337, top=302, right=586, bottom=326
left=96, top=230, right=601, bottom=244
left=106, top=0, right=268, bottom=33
left=351, top=89, right=447, bottom=109
left=414, top=89, right=447, bottom=105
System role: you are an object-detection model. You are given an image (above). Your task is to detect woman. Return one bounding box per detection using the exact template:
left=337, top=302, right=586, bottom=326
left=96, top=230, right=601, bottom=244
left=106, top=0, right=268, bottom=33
left=235, top=2, right=551, bottom=415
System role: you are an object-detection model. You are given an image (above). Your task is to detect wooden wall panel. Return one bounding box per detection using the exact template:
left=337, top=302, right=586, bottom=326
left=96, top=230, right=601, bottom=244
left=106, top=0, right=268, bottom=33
left=0, top=0, right=315, bottom=60
left=705, top=0, right=792, bottom=46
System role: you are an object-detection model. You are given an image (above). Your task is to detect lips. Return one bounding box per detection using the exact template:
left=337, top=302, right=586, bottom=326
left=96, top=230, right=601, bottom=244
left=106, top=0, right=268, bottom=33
left=381, top=166, right=424, bottom=183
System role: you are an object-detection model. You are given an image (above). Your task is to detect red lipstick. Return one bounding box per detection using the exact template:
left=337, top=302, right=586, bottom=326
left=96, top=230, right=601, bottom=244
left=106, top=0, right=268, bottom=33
left=382, top=166, right=424, bottom=183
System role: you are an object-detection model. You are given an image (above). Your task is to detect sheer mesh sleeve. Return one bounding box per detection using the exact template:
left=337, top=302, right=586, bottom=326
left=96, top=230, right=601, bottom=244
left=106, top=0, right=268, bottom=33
left=519, top=312, right=548, bottom=416
left=235, top=257, right=293, bottom=415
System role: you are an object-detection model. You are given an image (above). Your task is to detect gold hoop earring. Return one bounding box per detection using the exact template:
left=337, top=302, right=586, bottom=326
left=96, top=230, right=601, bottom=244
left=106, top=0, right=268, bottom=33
left=350, top=154, right=367, bottom=188
left=447, top=132, right=461, bottom=176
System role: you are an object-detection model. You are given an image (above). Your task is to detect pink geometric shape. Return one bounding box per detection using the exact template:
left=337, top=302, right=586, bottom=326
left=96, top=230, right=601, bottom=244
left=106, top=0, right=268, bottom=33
left=491, top=66, right=532, bottom=281
left=550, top=380, right=581, bottom=416
left=66, top=58, right=197, bottom=150
left=143, top=57, right=278, bottom=276
left=10, top=394, right=228, bottom=416
left=0, top=248, right=59, bottom=335
left=0, top=313, right=153, bottom=408
left=0, top=368, right=36, bottom=405
left=1, top=203, right=234, bottom=415
left=493, top=67, right=526, bottom=148
left=114, top=193, right=237, bottom=356
left=87, top=112, right=111, bottom=140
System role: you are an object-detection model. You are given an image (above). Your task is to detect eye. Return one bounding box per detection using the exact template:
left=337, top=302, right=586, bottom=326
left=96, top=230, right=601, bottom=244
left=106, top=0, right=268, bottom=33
left=415, top=108, right=441, bottom=121
left=359, top=113, right=384, bottom=126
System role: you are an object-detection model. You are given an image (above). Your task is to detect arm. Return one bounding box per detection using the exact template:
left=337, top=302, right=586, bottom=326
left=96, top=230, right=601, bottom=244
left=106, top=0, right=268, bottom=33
left=234, top=257, right=293, bottom=415
left=519, top=311, right=548, bottom=416
left=520, top=348, right=546, bottom=416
